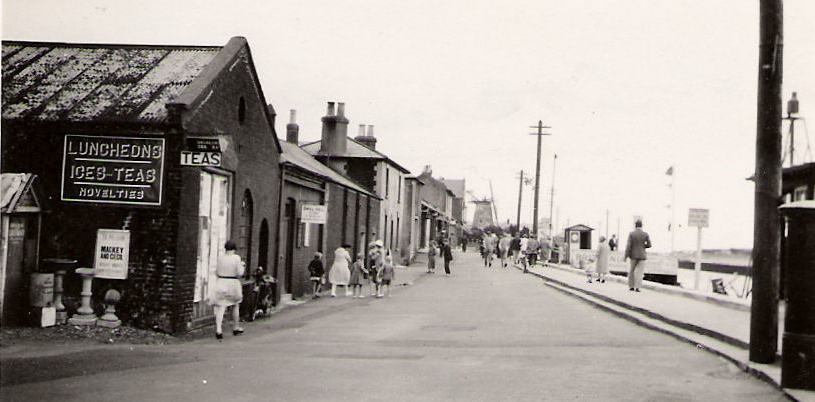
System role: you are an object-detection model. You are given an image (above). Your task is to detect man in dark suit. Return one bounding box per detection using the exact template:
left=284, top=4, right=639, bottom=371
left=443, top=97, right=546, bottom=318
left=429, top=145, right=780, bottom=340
left=624, top=220, right=651, bottom=292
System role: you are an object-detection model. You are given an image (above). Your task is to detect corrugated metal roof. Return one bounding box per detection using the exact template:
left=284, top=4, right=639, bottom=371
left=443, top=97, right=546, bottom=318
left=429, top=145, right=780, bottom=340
left=2, top=41, right=220, bottom=123
left=280, top=141, right=377, bottom=198
left=300, top=137, right=411, bottom=173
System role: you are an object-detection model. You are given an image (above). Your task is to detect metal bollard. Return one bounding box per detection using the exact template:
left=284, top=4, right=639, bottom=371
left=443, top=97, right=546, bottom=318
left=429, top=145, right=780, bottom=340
left=778, top=200, right=815, bottom=390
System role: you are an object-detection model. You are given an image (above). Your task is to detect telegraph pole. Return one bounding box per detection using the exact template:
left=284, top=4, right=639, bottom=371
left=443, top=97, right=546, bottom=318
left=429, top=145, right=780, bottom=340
left=530, top=121, right=552, bottom=236
left=516, top=170, right=525, bottom=231
left=548, top=153, right=557, bottom=238
left=750, top=0, right=783, bottom=364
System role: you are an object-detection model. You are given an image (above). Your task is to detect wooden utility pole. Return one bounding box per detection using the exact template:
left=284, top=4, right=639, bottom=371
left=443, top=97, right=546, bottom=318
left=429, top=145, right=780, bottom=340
left=516, top=170, right=525, bottom=231
left=530, top=121, right=552, bottom=236
left=549, top=154, right=557, bottom=238
left=750, top=0, right=783, bottom=364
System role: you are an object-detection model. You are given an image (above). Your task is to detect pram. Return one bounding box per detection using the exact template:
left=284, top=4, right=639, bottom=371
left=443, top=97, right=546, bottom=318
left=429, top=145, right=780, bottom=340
left=246, top=266, right=276, bottom=321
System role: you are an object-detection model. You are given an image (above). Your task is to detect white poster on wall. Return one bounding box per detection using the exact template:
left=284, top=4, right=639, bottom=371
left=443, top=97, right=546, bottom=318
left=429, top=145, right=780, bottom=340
left=94, top=229, right=130, bottom=279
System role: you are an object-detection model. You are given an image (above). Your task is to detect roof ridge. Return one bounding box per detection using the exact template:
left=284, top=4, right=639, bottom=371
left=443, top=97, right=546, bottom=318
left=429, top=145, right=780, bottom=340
left=2, top=40, right=222, bottom=52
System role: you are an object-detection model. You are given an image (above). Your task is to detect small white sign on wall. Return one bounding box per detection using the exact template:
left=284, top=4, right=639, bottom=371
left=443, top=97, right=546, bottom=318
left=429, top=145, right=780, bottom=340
left=94, top=229, right=130, bottom=280
left=301, top=203, right=327, bottom=224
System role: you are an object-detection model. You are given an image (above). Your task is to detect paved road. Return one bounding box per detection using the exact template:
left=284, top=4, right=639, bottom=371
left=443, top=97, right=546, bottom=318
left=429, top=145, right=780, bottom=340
left=2, top=251, right=787, bottom=401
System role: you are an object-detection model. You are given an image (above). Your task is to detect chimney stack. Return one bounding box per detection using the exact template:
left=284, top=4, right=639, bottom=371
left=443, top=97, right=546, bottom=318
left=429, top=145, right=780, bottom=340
left=355, top=124, right=378, bottom=150
left=286, top=109, right=299, bottom=144
left=319, top=101, right=349, bottom=155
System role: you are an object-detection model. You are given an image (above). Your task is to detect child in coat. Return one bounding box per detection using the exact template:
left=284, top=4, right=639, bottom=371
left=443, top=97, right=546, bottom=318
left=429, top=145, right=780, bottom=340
left=308, top=252, right=324, bottom=298
left=349, top=252, right=366, bottom=298
left=378, top=250, right=396, bottom=298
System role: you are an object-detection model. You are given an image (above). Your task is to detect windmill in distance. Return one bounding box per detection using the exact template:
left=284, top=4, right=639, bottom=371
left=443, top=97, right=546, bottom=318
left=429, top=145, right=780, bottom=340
left=467, top=189, right=496, bottom=229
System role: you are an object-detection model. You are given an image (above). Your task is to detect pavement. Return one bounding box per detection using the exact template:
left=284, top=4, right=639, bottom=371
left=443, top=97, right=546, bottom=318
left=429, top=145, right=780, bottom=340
left=516, top=258, right=814, bottom=402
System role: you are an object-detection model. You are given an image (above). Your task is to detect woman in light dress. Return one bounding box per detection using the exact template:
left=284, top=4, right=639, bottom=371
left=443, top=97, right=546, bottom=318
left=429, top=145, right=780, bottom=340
left=594, top=236, right=611, bottom=283
left=329, top=244, right=353, bottom=297
left=210, top=240, right=245, bottom=340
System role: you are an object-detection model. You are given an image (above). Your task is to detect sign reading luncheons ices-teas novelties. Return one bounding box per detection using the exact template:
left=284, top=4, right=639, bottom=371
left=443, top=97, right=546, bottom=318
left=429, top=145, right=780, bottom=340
left=62, top=135, right=165, bottom=206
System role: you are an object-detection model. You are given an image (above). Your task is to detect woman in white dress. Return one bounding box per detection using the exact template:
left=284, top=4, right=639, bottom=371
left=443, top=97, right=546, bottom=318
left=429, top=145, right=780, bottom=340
left=329, top=244, right=352, bottom=297
left=209, top=240, right=245, bottom=340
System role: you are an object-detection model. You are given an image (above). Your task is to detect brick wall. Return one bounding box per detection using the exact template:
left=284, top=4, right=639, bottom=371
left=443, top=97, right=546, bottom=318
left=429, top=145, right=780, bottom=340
left=178, top=48, right=281, bottom=329
left=1, top=121, right=185, bottom=332
left=280, top=171, right=324, bottom=298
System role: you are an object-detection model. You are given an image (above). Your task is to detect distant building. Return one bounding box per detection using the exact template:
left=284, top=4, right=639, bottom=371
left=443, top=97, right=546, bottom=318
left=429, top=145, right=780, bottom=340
left=399, top=176, right=424, bottom=263
left=416, top=166, right=454, bottom=248
left=301, top=107, right=410, bottom=255
left=440, top=178, right=465, bottom=245
left=782, top=162, right=815, bottom=202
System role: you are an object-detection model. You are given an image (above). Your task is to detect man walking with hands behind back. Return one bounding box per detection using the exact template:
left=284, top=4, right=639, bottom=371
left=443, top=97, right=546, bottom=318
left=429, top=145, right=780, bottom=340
left=624, top=219, right=651, bottom=292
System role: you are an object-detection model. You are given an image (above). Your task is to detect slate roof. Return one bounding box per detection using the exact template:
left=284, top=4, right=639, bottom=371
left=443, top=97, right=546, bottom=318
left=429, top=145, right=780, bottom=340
left=440, top=179, right=465, bottom=198
left=2, top=41, right=221, bottom=123
left=280, top=141, right=377, bottom=198
left=300, top=137, right=411, bottom=174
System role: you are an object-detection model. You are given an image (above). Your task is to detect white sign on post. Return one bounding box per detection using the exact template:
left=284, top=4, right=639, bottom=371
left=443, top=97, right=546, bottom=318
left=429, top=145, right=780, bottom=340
left=94, top=229, right=130, bottom=279
left=687, top=208, right=709, bottom=290
left=688, top=208, right=709, bottom=228
left=301, top=203, right=327, bottom=224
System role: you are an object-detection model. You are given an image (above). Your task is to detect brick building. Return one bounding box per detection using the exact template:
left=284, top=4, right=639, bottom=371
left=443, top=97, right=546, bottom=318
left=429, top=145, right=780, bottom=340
left=416, top=167, right=454, bottom=248
left=278, top=110, right=378, bottom=300
left=1, top=37, right=281, bottom=333
left=301, top=104, right=409, bottom=256
left=398, top=176, right=424, bottom=263
left=440, top=178, right=466, bottom=246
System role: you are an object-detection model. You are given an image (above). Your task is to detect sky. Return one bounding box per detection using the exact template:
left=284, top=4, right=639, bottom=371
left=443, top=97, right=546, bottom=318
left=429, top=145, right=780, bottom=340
left=3, top=0, right=814, bottom=252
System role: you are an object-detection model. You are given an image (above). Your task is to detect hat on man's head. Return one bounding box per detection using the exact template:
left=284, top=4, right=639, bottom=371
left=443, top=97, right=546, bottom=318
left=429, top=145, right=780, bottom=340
left=374, top=240, right=384, bottom=247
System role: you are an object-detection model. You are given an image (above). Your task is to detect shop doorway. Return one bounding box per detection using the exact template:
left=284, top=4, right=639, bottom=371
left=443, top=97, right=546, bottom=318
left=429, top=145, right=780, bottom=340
left=193, top=171, right=230, bottom=320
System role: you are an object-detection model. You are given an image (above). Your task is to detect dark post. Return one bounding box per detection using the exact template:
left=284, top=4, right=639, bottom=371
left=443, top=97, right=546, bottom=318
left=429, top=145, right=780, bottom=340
left=529, top=121, right=551, bottom=236
left=516, top=170, right=524, bottom=231
left=779, top=201, right=815, bottom=389
left=750, top=0, right=783, bottom=364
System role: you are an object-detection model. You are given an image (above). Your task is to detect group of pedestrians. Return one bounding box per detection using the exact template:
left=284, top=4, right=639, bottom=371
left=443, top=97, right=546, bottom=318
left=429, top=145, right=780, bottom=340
left=584, top=220, right=651, bottom=292
left=426, top=238, right=454, bottom=276
left=478, top=231, right=544, bottom=270
left=308, top=241, right=399, bottom=299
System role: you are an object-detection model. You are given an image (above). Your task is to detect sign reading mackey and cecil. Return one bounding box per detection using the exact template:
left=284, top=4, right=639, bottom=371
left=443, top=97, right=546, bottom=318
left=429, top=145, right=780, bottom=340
left=61, top=135, right=165, bottom=206
left=94, top=229, right=130, bottom=280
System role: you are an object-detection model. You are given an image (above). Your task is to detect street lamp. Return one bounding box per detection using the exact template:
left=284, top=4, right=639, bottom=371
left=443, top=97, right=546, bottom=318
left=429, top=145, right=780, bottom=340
left=784, top=92, right=800, bottom=167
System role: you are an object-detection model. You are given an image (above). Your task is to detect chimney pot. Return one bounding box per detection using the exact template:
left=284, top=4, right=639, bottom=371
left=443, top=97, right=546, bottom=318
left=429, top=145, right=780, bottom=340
left=337, top=102, right=345, bottom=117
left=359, top=124, right=366, bottom=136
left=286, top=109, right=300, bottom=144
left=367, top=124, right=375, bottom=137
left=289, top=109, right=297, bottom=124
left=327, top=102, right=335, bottom=116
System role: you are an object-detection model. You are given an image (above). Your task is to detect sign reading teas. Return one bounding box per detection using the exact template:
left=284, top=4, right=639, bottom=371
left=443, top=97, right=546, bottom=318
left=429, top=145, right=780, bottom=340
left=62, top=135, right=165, bottom=206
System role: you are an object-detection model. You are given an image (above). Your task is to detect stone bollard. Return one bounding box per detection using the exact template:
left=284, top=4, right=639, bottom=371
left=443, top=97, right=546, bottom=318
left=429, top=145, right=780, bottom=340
left=42, top=258, right=77, bottom=324
left=779, top=200, right=815, bottom=390
left=68, top=268, right=96, bottom=326
left=96, top=289, right=121, bottom=328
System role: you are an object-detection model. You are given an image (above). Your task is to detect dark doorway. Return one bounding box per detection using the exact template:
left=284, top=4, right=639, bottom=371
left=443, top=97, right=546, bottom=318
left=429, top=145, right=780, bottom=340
left=239, top=190, right=254, bottom=277
left=284, top=198, right=296, bottom=294
left=259, top=219, right=269, bottom=273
